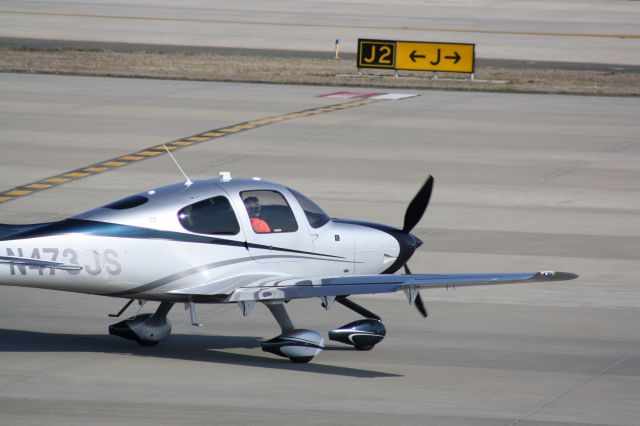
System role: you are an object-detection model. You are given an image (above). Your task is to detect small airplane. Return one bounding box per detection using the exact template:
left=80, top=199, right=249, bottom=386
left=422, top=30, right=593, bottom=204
left=0, top=170, right=577, bottom=363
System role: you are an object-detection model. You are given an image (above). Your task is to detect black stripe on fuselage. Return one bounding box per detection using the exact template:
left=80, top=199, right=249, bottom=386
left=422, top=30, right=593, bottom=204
left=0, top=218, right=344, bottom=259
left=0, top=222, right=55, bottom=239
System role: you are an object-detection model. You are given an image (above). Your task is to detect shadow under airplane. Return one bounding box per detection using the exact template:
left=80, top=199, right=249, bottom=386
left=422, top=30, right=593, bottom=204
left=0, top=328, right=401, bottom=378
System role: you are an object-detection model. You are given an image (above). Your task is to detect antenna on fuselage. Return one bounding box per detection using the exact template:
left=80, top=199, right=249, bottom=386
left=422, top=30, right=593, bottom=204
left=163, top=144, right=193, bottom=187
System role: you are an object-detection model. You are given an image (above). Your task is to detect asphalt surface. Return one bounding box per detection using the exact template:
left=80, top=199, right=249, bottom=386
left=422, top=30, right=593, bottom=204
left=1, top=0, right=639, bottom=65
left=0, top=74, right=639, bottom=425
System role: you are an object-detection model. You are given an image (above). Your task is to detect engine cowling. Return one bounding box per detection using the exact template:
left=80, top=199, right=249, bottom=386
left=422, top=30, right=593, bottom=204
left=329, top=319, right=386, bottom=351
left=109, top=313, right=172, bottom=346
left=261, top=329, right=324, bottom=363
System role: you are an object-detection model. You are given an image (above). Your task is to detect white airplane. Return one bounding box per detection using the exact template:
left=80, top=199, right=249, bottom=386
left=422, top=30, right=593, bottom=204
left=0, top=171, right=577, bottom=363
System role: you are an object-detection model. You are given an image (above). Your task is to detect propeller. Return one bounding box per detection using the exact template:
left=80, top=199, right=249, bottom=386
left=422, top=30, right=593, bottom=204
left=404, top=264, right=428, bottom=318
left=401, top=175, right=434, bottom=318
left=402, top=175, right=434, bottom=234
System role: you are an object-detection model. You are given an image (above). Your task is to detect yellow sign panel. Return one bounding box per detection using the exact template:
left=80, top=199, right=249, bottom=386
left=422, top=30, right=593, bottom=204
left=396, top=41, right=474, bottom=73
left=357, top=39, right=475, bottom=74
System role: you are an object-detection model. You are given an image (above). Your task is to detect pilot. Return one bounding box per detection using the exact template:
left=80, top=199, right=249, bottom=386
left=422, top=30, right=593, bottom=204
left=244, top=196, right=271, bottom=233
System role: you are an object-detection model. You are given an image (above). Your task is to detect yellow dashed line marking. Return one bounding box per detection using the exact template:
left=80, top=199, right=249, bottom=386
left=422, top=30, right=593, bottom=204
left=44, top=177, right=70, bottom=183
left=6, top=190, right=32, bottom=196
left=0, top=97, right=385, bottom=204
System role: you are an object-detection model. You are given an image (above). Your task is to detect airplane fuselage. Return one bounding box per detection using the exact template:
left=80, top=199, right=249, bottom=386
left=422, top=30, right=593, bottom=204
left=0, top=178, right=403, bottom=301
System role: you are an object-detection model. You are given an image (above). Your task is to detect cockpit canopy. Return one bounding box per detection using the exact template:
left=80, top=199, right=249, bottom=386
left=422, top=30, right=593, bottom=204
left=173, top=186, right=330, bottom=236
left=94, top=178, right=332, bottom=236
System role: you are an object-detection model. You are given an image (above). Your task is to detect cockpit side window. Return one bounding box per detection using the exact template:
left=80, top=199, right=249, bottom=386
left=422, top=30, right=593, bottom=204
left=288, top=188, right=330, bottom=229
left=178, top=196, right=240, bottom=235
left=241, top=190, right=298, bottom=234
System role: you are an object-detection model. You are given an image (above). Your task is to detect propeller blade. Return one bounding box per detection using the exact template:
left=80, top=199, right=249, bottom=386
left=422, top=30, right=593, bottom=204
left=414, top=292, right=428, bottom=318
left=403, top=264, right=427, bottom=317
left=402, top=175, right=434, bottom=234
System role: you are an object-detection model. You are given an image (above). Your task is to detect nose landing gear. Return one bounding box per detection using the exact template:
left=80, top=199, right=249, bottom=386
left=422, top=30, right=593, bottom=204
left=329, top=297, right=386, bottom=351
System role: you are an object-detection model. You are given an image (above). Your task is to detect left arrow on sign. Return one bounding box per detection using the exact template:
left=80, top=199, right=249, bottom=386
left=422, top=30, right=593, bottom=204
left=409, top=50, right=426, bottom=62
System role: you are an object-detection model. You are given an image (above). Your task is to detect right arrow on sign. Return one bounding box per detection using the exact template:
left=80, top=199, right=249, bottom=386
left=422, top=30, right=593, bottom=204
left=409, top=50, right=426, bottom=62
left=388, top=40, right=474, bottom=73
left=445, top=51, right=461, bottom=64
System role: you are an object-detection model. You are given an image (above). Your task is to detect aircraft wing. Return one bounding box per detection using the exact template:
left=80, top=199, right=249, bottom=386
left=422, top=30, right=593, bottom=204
left=170, top=271, right=577, bottom=302
left=0, top=255, right=83, bottom=271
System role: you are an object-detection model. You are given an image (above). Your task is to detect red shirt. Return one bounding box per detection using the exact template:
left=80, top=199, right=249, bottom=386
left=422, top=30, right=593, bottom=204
left=250, top=217, right=271, bottom=233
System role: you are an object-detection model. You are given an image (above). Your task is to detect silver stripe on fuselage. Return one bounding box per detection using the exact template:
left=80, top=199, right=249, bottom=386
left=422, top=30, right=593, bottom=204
left=109, top=254, right=354, bottom=297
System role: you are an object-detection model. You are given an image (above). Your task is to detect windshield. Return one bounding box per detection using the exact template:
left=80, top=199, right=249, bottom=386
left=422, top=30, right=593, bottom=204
left=288, top=188, right=330, bottom=229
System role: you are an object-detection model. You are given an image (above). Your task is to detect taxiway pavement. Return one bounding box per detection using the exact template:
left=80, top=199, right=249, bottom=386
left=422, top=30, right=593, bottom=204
left=1, top=0, right=639, bottom=65
left=0, top=74, right=639, bottom=425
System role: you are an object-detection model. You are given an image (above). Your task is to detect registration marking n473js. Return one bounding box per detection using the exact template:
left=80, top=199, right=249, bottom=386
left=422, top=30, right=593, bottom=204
left=5, top=248, right=121, bottom=276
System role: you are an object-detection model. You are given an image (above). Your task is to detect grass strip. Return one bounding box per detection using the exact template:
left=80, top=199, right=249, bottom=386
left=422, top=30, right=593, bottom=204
left=1, top=46, right=638, bottom=96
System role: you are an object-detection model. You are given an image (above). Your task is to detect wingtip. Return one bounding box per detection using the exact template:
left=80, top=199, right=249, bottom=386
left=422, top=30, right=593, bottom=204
left=537, top=271, right=579, bottom=281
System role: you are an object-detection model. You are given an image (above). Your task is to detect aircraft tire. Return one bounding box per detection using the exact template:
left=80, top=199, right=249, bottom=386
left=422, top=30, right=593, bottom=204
left=354, top=344, right=374, bottom=351
left=289, top=356, right=313, bottom=363
left=137, top=340, right=160, bottom=347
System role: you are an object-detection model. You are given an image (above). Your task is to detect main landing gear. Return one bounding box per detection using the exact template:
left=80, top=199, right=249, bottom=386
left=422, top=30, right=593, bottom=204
left=109, top=299, right=205, bottom=346
left=106, top=297, right=387, bottom=364
left=260, top=296, right=387, bottom=363
left=260, top=301, right=325, bottom=363
left=108, top=301, right=174, bottom=346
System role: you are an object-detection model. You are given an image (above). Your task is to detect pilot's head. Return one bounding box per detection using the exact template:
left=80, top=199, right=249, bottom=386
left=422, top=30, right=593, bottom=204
left=244, top=196, right=261, bottom=217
